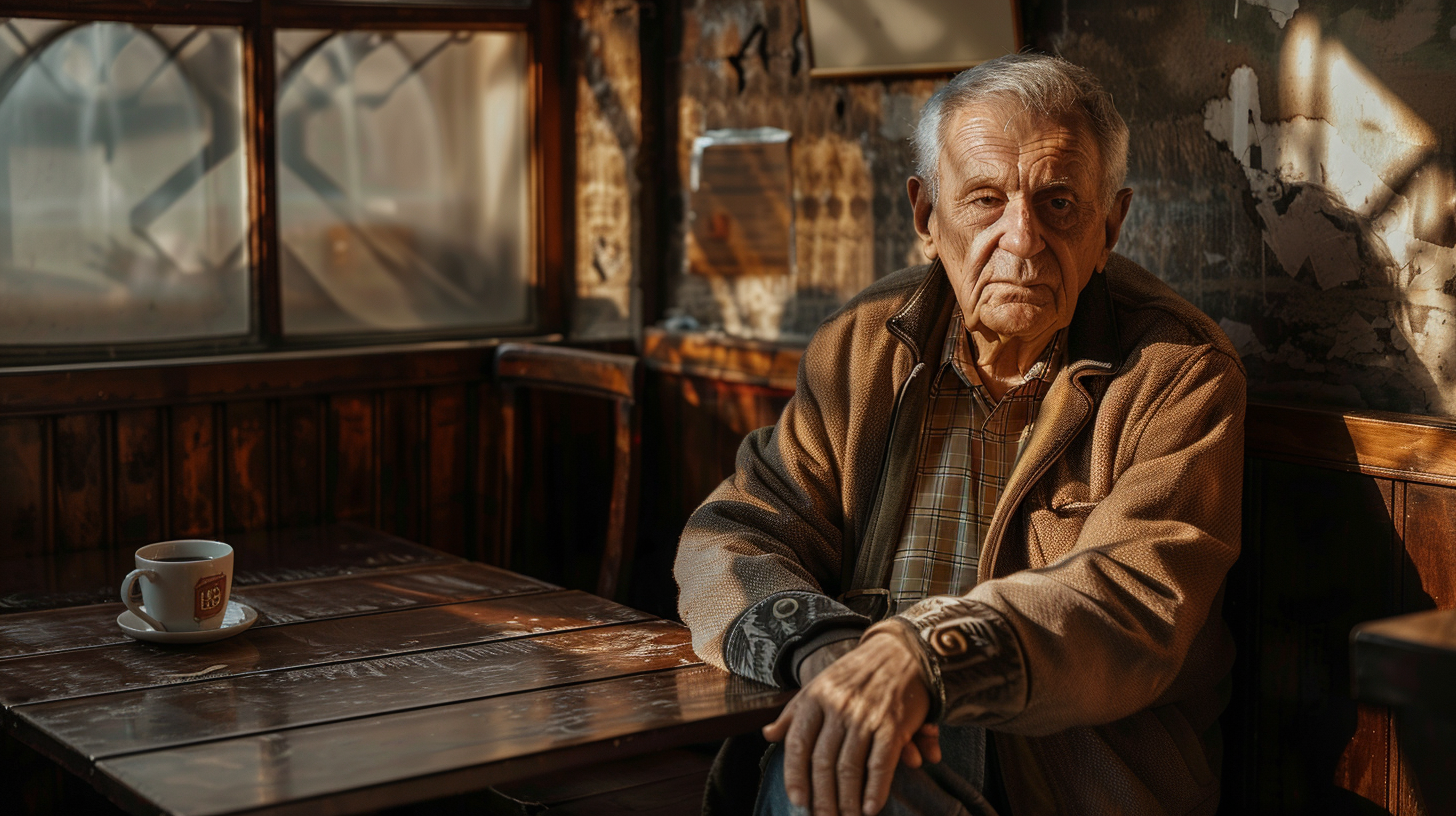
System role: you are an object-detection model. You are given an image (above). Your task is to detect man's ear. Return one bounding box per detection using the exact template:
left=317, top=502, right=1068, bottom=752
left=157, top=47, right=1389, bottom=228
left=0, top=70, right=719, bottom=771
left=907, top=176, right=939, bottom=260
left=1100, top=187, right=1134, bottom=264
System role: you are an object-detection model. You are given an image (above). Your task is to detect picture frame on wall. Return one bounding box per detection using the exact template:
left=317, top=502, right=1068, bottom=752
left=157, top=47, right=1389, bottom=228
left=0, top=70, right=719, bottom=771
left=800, top=0, right=1022, bottom=78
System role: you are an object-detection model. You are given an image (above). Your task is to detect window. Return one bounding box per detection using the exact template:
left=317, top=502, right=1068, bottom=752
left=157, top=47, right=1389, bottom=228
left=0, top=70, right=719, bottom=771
left=0, top=1, right=563, bottom=364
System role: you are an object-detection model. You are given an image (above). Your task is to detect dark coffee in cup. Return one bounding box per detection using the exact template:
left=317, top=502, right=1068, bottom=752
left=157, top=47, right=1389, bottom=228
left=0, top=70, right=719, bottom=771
left=120, top=540, right=234, bottom=632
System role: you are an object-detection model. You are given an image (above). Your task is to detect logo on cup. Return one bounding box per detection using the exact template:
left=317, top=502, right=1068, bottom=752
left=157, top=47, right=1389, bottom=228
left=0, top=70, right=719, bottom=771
left=194, top=574, right=227, bottom=620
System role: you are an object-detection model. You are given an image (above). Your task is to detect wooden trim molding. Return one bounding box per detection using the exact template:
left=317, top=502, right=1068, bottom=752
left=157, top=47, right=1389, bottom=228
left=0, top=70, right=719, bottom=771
left=642, top=329, right=802, bottom=392
left=1245, top=402, right=1456, bottom=488
left=0, top=339, right=559, bottom=416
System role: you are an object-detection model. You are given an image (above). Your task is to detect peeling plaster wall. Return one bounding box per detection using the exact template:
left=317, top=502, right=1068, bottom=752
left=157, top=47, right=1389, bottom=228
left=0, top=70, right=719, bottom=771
left=572, top=0, right=640, bottom=341
left=666, top=0, right=937, bottom=341
left=1026, top=0, right=1456, bottom=415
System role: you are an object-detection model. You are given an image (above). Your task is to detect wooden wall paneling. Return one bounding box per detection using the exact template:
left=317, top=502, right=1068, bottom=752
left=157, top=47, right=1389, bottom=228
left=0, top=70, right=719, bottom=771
left=170, top=405, right=219, bottom=539
left=495, top=383, right=519, bottom=569
left=276, top=398, right=323, bottom=529
left=51, top=414, right=107, bottom=553
left=1395, top=481, right=1456, bottom=814
left=1402, top=482, right=1456, bottom=612
left=224, top=401, right=272, bottom=533
left=427, top=386, right=470, bottom=557
left=327, top=394, right=376, bottom=525
left=378, top=389, right=423, bottom=543
left=474, top=384, right=500, bottom=566
left=631, top=372, right=678, bottom=618
left=114, top=409, right=164, bottom=546
left=1243, top=459, right=1400, bottom=814
left=0, top=418, right=48, bottom=559
left=1336, top=476, right=1401, bottom=815
left=676, top=376, right=718, bottom=521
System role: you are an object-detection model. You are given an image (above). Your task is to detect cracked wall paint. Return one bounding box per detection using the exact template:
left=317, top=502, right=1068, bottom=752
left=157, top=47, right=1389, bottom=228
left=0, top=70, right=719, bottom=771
left=1240, top=0, right=1300, bottom=29
left=1201, top=10, right=1456, bottom=413
left=1028, top=0, right=1456, bottom=416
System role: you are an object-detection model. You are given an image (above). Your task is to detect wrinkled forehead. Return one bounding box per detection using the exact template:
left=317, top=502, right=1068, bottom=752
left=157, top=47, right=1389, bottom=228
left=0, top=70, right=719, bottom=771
left=939, top=98, right=1101, bottom=182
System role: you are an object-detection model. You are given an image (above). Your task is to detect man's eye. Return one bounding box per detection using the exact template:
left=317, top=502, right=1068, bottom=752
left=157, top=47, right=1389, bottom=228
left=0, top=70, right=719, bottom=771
left=974, top=196, right=1001, bottom=207
left=1048, top=198, right=1072, bottom=211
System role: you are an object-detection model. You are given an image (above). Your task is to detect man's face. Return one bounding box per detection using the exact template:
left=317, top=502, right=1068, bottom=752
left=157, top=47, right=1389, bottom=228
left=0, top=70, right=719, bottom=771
left=910, top=100, right=1132, bottom=347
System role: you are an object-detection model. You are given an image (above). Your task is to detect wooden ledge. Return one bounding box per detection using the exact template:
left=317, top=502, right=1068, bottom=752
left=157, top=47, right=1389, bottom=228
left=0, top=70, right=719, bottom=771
left=1246, top=402, right=1456, bottom=487
left=643, top=329, right=803, bottom=391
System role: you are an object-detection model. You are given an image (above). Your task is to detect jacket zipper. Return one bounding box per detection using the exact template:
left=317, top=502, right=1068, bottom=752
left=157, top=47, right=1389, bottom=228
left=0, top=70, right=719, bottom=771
left=979, top=374, right=1098, bottom=581
left=845, top=360, right=925, bottom=599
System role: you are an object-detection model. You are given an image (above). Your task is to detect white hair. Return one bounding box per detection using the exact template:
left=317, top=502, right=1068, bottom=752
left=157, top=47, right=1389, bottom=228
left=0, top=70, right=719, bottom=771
left=913, top=53, right=1129, bottom=207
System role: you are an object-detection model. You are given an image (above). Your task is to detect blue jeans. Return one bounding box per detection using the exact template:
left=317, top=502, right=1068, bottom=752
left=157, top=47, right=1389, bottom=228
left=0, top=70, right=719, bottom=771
left=754, top=738, right=995, bottom=816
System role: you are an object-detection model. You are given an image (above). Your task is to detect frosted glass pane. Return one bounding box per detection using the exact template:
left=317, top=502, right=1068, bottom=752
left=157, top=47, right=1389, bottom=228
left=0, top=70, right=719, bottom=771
left=0, top=21, right=250, bottom=345
left=276, top=30, right=531, bottom=336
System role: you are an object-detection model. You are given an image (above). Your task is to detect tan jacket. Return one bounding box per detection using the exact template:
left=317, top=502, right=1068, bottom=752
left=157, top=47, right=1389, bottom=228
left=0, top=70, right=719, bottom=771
left=675, top=254, right=1246, bottom=815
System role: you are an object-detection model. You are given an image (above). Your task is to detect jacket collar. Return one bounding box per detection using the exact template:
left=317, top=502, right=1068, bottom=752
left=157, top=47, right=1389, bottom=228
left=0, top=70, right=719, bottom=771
left=884, top=260, right=1123, bottom=377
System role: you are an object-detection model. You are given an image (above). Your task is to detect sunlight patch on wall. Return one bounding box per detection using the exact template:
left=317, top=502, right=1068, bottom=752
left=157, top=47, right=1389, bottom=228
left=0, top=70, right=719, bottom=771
left=1203, top=12, right=1456, bottom=411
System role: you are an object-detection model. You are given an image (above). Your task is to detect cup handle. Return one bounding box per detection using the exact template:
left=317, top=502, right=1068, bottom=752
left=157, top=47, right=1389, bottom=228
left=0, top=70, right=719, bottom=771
left=121, top=569, right=167, bottom=632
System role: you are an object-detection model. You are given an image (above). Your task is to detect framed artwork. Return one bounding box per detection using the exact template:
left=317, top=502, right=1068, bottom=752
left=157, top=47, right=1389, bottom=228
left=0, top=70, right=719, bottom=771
left=800, top=0, right=1022, bottom=78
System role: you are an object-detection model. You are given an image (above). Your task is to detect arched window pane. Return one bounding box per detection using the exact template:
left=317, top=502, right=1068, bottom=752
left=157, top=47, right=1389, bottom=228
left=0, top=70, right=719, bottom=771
left=276, top=29, right=531, bottom=336
left=0, top=20, right=249, bottom=345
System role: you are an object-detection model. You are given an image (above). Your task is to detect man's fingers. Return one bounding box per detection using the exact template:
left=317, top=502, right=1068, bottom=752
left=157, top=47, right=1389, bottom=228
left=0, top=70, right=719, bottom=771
left=811, top=719, right=845, bottom=816
left=836, top=727, right=873, bottom=816
left=898, top=740, right=923, bottom=768
left=782, top=703, right=824, bottom=808
left=912, top=725, right=941, bottom=765
left=762, top=708, right=793, bottom=743
left=861, top=727, right=905, bottom=816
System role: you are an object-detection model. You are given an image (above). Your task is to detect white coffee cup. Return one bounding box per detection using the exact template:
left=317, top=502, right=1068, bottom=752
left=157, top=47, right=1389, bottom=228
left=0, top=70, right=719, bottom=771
left=120, top=540, right=234, bottom=633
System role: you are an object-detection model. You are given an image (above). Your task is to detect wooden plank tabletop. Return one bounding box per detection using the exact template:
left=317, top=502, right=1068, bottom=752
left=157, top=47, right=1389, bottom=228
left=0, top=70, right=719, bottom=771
left=0, top=561, right=554, bottom=659
left=15, top=622, right=698, bottom=764
left=0, top=523, right=460, bottom=613
left=0, top=591, right=647, bottom=707
left=96, top=665, right=789, bottom=816
left=0, top=528, right=790, bottom=816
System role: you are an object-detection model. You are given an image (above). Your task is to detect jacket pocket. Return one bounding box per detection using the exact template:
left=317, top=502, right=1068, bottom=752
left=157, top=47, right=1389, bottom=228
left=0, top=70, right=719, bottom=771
left=1024, top=501, right=1096, bottom=566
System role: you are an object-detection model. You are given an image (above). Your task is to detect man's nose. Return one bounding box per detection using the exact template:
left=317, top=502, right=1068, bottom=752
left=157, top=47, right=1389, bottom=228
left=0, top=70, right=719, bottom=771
left=998, top=198, right=1045, bottom=259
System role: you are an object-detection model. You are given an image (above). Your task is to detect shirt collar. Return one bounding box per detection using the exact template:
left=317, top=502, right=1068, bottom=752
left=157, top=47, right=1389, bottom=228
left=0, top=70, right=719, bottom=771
left=939, top=310, right=1066, bottom=393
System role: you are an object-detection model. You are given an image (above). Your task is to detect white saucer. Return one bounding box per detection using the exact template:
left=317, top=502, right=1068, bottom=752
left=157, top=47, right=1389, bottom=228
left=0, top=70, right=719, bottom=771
left=117, top=601, right=258, bottom=644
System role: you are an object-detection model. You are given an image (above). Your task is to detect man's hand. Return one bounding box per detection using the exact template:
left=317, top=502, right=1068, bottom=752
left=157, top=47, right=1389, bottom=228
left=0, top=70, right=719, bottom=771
left=762, top=633, right=935, bottom=816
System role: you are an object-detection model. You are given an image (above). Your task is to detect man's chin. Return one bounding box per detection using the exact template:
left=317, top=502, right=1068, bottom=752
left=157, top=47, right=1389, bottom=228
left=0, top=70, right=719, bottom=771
left=978, top=306, right=1061, bottom=341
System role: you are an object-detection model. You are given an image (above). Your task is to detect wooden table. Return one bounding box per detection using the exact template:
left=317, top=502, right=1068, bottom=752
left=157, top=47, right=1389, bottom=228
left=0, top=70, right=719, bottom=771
left=1350, top=608, right=1456, bottom=814
left=0, top=525, right=791, bottom=816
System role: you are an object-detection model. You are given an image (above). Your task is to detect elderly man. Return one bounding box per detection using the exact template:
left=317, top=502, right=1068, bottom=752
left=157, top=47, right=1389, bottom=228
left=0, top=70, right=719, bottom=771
left=675, top=54, right=1244, bottom=816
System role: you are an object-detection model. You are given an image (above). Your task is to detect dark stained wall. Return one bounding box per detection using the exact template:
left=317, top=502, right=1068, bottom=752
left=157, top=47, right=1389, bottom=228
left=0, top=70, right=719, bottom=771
left=575, top=0, right=1456, bottom=417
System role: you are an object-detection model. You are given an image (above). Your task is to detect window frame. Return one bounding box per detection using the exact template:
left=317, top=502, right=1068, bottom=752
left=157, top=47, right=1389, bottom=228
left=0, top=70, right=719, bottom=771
left=0, top=0, right=570, bottom=366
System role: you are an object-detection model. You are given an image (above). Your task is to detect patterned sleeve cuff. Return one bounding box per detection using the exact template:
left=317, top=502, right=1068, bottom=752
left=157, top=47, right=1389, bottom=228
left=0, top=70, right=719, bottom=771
left=863, top=596, right=1027, bottom=725
left=722, top=590, right=870, bottom=687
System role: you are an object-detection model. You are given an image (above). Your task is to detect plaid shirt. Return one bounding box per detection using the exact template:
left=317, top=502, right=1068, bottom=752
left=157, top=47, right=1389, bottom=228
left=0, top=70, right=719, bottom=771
left=887, top=313, right=1064, bottom=613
